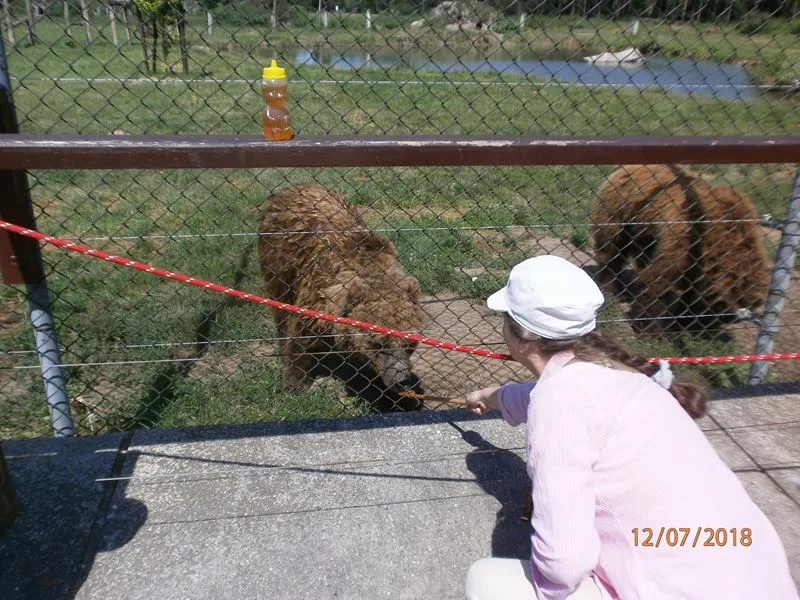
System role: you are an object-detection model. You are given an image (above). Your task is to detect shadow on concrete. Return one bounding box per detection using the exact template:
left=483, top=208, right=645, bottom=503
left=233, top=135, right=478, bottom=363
left=449, top=422, right=531, bottom=560
left=709, top=381, right=800, bottom=400
left=0, top=434, right=147, bottom=600
left=2, top=411, right=499, bottom=599
left=122, top=406, right=494, bottom=448
left=67, top=439, right=147, bottom=600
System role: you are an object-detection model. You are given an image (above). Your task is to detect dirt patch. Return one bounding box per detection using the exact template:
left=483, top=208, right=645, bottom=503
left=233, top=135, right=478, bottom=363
left=464, top=233, right=597, bottom=282
left=355, top=205, right=468, bottom=225
left=519, top=235, right=596, bottom=266
left=186, top=340, right=278, bottom=381
left=0, top=296, right=27, bottom=345
left=412, top=234, right=606, bottom=405
left=471, top=231, right=595, bottom=265
left=412, top=292, right=530, bottom=408
left=469, top=229, right=509, bottom=256
left=0, top=371, right=32, bottom=402
left=71, top=374, right=131, bottom=433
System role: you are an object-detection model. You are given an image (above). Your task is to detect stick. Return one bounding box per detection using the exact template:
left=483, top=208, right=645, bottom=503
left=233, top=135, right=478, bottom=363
left=397, top=391, right=467, bottom=406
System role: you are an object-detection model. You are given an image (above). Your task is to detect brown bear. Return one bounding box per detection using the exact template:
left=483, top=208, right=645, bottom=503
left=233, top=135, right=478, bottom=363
left=257, top=183, right=428, bottom=412
left=590, top=164, right=771, bottom=337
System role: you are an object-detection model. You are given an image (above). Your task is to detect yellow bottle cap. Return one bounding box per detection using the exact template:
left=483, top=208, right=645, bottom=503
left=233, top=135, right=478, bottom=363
left=262, top=59, right=287, bottom=80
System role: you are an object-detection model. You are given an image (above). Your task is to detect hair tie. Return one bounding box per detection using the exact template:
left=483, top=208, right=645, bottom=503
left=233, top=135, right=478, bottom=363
left=651, top=360, right=673, bottom=389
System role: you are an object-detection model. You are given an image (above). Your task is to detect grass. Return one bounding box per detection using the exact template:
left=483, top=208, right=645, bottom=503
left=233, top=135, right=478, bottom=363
left=2, top=12, right=799, bottom=438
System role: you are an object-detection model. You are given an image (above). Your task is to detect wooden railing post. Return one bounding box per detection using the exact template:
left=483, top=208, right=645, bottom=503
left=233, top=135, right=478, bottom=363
left=0, top=442, right=19, bottom=537
left=0, top=33, right=74, bottom=437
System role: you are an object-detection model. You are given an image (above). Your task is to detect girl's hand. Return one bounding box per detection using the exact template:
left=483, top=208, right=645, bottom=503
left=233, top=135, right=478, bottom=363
left=464, top=385, right=502, bottom=415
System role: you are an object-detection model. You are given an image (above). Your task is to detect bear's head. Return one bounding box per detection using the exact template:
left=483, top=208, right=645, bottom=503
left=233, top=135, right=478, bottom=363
left=318, top=264, right=428, bottom=413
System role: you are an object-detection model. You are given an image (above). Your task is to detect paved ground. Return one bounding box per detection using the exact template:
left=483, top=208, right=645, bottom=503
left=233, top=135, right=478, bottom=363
left=1, top=387, right=799, bottom=600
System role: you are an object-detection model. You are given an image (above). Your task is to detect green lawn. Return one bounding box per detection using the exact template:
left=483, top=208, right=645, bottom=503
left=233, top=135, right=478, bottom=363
left=2, top=12, right=798, bottom=438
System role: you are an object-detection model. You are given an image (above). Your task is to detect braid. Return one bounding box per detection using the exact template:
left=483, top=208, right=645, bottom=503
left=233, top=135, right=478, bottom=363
left=504, top=315, right=708, bottom=419
left=555, top=332, right=707, bottom=419
left=576, top=332, right=658, bottom=378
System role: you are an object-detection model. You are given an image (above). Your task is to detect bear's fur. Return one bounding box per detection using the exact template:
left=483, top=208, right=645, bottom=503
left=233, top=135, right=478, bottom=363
left=257, top=184, right=428, bottom=412
left=590, top=164, right=771, bottom=336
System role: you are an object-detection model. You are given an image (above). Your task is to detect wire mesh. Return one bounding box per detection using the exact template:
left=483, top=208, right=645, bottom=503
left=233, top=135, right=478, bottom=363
left=1, top=0, right=799, bottom=438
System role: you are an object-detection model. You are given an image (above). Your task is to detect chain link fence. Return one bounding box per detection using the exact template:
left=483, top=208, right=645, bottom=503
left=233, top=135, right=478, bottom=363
left=2, top=0, right=800, bottom=439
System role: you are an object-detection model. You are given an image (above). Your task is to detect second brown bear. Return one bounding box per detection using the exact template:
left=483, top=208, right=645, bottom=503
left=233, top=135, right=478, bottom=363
left=590, top=164, right=770, bottom=336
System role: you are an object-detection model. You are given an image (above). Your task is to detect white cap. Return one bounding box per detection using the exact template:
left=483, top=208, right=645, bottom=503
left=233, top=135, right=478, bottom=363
left=486, top=255, right=605, bottom=340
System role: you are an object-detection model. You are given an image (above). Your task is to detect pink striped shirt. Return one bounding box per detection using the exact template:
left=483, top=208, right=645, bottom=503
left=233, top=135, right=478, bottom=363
left=497, top=349, right=799, bottom=600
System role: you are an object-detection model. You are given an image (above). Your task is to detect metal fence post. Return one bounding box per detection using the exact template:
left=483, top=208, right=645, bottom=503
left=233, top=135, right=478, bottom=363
left=748, top=168, right=800, bottom=386
left=0, top=32, right=74, bottom=437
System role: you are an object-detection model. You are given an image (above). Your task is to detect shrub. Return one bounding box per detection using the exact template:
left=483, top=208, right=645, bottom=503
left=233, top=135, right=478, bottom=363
left=737, top=11, right=771, bottom=34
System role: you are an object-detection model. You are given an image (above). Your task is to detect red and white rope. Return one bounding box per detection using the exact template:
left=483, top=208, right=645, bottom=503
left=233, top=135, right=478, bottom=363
left=2, top=219, right=796, bottom=366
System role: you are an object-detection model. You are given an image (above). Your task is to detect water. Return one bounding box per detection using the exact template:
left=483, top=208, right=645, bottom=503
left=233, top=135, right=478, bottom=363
left=294, top=46, right=758, bottom=101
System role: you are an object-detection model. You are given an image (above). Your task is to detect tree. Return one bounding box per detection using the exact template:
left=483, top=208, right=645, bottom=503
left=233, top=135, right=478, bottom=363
left=133, top=0, right=189, bottom=73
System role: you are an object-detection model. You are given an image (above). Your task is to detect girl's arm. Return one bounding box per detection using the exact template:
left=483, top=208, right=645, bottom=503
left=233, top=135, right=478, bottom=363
left=497, top=381, right=536, bottom=426
left=464, top=381, right=536, bottom=426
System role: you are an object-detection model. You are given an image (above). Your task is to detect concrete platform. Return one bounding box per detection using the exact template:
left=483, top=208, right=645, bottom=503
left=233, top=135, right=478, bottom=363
left=1, top=390, right=798, bottom=600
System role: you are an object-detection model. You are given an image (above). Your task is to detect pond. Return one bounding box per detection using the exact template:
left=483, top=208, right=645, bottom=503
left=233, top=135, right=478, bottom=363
left=293, top=46, right=758, bottom=101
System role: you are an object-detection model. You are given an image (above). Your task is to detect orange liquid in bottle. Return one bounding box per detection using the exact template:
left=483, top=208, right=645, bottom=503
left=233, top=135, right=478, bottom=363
left=262, top=78, right=293, bottom=141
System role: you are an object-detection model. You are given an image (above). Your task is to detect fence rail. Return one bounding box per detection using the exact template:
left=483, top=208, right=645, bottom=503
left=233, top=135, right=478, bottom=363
left=2, top=134, right=800, bottom=168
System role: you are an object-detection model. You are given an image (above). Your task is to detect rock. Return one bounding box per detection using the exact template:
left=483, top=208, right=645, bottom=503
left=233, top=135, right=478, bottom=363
left=583, top=46, right=644, bottom=64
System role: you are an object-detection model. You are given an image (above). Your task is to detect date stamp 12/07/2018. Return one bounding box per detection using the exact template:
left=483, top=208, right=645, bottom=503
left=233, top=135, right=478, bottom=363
left=632, top=527, right=752, bottom=548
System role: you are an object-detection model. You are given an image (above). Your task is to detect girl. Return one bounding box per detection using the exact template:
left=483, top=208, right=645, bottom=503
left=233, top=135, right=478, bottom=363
left=464, top=254, right=798, bottom=600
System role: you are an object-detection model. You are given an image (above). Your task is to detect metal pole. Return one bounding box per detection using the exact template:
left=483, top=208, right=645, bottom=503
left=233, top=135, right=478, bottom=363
left=26, top=284, right=73, bottom=436
left=748, top=168, right=800, bottom=385
left=0, top=32, right=73, bottom=436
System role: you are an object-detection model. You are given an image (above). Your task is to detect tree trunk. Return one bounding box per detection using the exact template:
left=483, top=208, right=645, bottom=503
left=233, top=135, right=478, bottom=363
left=0, top=442, right=19, bottom=538
left=151, top=18, right=158, bottom=73
left=3, top=0, right=15, bottom=46
left=79, top=0, right=92, bottom=43
left=160, top=19, right=169, bottom=72
left=178, top=6, right=188, bottom=73
left=134, top=4, right=148, bottom=72
left=270, top=0, right=276, bottom=28
left=206, top=9, right=212, bottom=35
